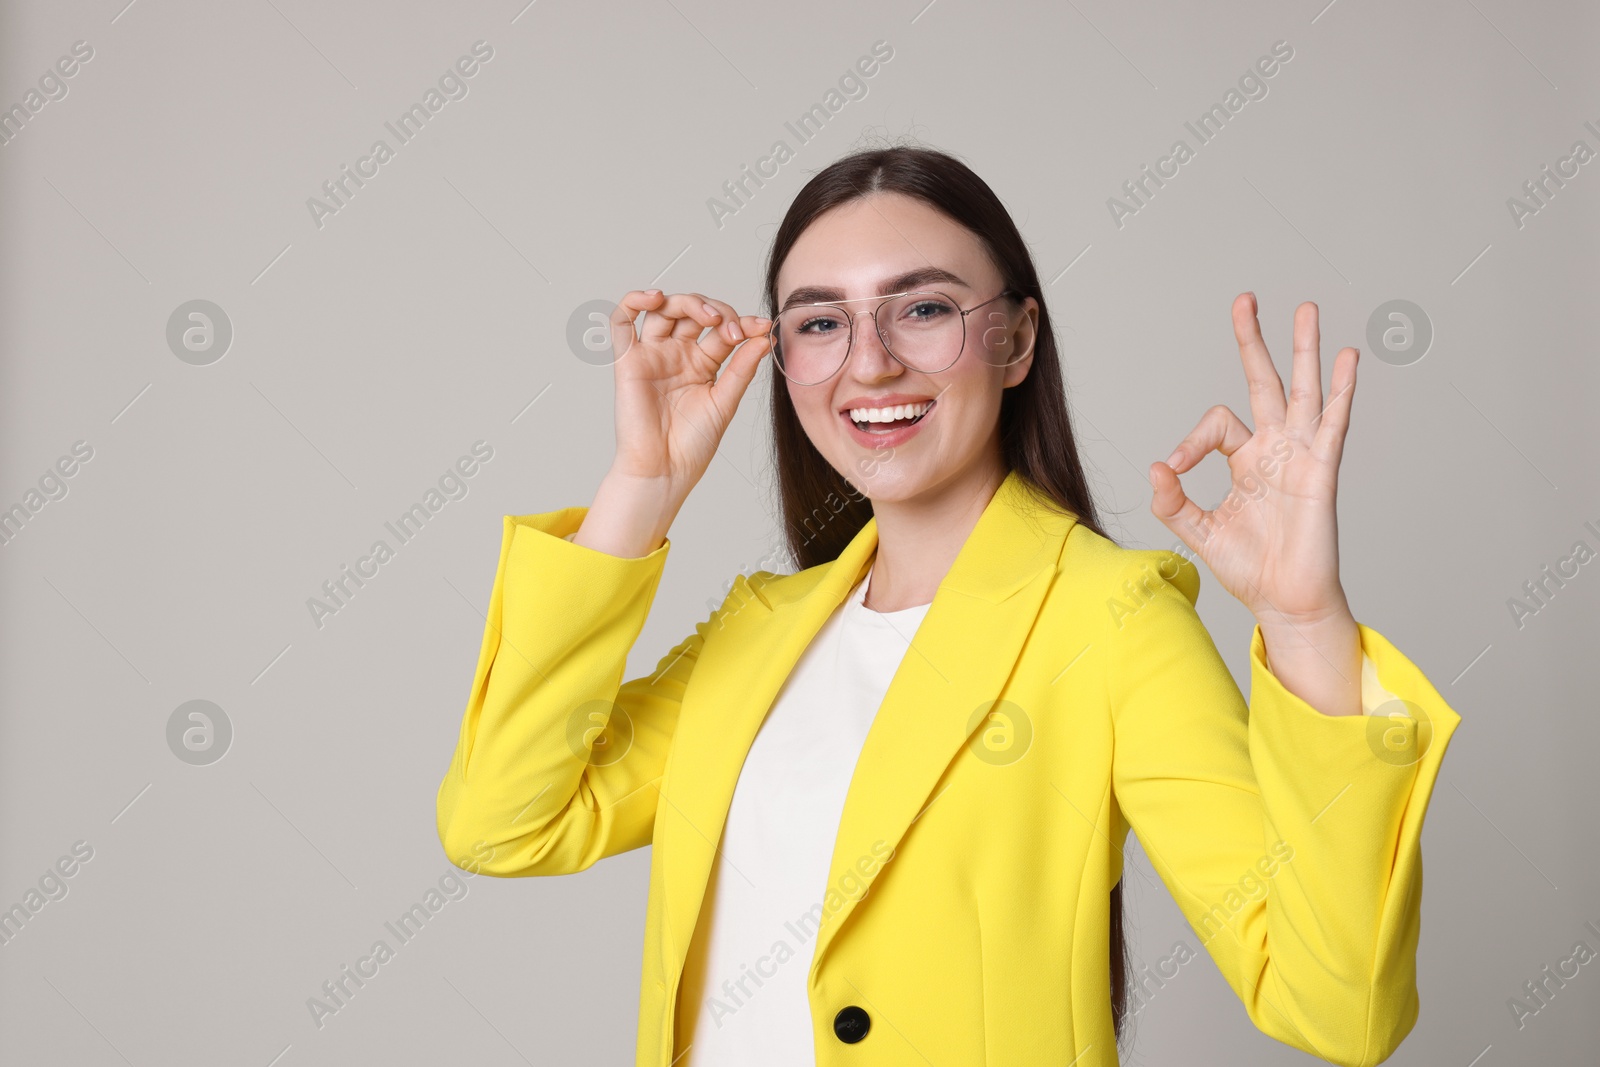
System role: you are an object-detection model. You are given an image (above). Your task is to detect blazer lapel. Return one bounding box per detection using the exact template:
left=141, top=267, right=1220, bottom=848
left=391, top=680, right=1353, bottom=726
left=805, top=470, right=1076, bottom=978
left=657, top=469, right=1077, bottom=989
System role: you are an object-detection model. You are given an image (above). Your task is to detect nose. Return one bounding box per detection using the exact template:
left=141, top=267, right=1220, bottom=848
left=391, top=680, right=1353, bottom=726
left=844, top=308, right=900, bottom=377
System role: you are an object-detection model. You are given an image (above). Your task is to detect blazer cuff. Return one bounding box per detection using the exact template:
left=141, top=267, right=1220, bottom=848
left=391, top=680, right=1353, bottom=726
left=494, top=507, right=672, bottom=652
left=1244, top=621, right=1462, bottom=827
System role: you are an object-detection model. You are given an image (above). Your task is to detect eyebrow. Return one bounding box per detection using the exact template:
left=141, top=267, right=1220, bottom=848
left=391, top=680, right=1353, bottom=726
left=778, top=267, right=971, bottom=313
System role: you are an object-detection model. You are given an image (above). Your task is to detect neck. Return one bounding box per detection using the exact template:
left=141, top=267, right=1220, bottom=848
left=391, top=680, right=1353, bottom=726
left=860, top=461, right=1006, bottom=612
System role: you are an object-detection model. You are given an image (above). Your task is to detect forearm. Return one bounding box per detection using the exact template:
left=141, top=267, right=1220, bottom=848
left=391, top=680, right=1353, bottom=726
left=1255, top=608, right=1363, bottom=717
left=438, top=507, right=672, bottom=874
left=573, top=469, right=680, bottom=559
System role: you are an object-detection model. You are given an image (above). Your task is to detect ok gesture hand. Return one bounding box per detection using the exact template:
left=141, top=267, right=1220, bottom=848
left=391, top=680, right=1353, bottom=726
left=1148, top=294, right=1365, bottom=715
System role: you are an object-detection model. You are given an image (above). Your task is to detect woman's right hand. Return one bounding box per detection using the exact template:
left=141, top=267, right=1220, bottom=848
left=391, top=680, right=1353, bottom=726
left=606, top=290, right=772, bottom=501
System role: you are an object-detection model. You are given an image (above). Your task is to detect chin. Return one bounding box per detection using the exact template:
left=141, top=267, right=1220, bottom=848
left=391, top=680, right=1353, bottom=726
left=841, top=463, right=937, bottom=504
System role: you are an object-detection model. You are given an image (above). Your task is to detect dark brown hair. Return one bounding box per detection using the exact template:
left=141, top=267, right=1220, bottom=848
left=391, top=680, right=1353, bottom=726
left=758, top=141, right=1133, bottom=1048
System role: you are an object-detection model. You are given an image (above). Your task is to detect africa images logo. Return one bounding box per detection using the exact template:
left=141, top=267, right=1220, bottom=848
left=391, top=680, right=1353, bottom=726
left=305, top=41, right=495, bottom=230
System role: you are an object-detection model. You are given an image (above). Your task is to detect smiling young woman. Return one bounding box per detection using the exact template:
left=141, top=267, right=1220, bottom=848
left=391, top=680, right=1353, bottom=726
left=435, top=145, right=1461, bottom=1067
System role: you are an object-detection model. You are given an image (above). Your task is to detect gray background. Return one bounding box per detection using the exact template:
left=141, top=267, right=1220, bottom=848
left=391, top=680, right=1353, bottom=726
left=1, top=0, right=1595, bottom=1064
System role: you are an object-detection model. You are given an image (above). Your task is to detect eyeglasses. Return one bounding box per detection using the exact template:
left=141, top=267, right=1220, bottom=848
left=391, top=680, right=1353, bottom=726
left=766, top=288, right=1024, bottom=386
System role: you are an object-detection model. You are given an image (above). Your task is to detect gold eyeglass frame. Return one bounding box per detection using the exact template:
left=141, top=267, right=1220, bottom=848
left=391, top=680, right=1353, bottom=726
left=766, top=287, right=1025, bottom=386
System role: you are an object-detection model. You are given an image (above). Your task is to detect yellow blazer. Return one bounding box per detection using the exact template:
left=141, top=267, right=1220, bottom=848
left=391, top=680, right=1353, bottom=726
left=436, top=468, right=1461, bottom=1067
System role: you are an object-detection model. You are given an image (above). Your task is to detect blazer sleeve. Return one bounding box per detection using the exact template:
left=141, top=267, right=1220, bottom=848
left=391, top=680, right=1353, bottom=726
left=1106, top=551, right=1462, bottom=1067
left=435, top=504, right=760, bottom=877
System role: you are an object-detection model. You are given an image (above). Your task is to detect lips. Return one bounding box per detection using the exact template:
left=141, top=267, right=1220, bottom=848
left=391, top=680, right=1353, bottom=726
left=845, top=400, right=935, bottom=432
left=836, top=393, right=938, bottom=416
left=839, top=398, right=937, bottom=447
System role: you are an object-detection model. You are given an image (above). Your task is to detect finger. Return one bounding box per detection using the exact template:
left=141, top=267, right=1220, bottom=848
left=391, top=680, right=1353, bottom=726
left=694, top=296, right=747, bottom=361
left=638, top=292, right=720, bottom=342
left=671, top=293, right=720, bottom=341
left=610, top=289, right=663, bottom=360
left=708, top=324, right=773, bottom=415
left=1285, top=300, right=1323, bottom=435
left=1162, top=404, right=1253, bottom=474
left=738, top=314, right=775, bottom=366
left=1148, top=460, right=1212, bottom=558
left=1312, top=346, right=1358, bottom=466
left=740, top=314, right=773, bottom=343
left=1233, top=292, right=1286, bottom=427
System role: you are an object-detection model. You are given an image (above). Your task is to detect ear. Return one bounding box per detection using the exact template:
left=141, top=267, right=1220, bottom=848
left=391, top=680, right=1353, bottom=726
left=1001, top=297, right=1040, bottom=387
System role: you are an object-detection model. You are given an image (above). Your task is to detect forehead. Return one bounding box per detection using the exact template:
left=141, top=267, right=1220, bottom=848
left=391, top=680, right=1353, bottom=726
left=776, top=193, right=992, bottom=301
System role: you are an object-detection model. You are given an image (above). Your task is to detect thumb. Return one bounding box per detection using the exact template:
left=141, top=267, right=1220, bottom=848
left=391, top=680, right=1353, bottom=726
left=1149, top=461, right=1208, bottom=558
left=708, top=330, right=771, bottom=414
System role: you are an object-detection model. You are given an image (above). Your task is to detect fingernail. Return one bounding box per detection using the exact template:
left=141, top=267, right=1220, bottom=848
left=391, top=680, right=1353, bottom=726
left=702, top=302, right=719, bottom=318
left=726, top=321, right=744, bottom=341
left=1165, top=450, right=1183, bottom=467
left=645, top=289, right=662, bottom=296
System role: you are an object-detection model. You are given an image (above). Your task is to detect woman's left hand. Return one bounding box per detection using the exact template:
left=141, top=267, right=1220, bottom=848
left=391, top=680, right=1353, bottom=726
left=1147, top=293, right=1359, bottom=634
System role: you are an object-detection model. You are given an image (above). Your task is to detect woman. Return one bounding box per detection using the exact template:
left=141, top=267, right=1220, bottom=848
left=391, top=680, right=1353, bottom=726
left=436, top=146, right=1459, bottom=1066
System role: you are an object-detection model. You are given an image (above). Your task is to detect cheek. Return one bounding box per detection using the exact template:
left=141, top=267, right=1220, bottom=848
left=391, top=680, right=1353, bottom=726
left=973, top=310, right=1020, bottom=357
left=789, top=386, right=837, bottom=438
left=977, top=321, right=1009, bottom=354
left=939, top=362, right=1003, bottom=414
left=944, top=376, right=1008, bottom=444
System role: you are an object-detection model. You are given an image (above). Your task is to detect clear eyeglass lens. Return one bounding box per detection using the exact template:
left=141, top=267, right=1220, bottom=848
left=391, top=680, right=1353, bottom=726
left=773, top=292, right=965, bottom=384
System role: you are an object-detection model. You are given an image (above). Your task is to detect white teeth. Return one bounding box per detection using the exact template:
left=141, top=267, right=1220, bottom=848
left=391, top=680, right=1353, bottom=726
left=846, top=401, right=933, bottom=423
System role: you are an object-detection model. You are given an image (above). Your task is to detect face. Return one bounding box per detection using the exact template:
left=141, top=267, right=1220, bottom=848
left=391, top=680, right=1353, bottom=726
left=774, top=192, right=1039, bottom=504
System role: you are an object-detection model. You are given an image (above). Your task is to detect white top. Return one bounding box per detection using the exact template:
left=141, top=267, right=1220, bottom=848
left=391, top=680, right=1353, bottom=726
left=674, top=559, right=930, bottom=1065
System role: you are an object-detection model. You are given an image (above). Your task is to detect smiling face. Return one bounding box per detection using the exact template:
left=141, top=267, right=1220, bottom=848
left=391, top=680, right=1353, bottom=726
left=774, top=192, right=1039, bottom=504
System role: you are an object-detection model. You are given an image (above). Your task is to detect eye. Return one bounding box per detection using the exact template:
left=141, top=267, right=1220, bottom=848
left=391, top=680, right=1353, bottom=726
left=905, top=299, right=954, bottom=320
left=796, top=314, right=844, bottom=334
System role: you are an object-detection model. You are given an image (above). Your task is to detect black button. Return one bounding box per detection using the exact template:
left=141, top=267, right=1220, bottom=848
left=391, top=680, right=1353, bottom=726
left=833, top=1005, right=871, bottom=1043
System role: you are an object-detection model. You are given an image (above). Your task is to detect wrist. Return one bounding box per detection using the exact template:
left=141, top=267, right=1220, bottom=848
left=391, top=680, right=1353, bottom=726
left=1253, top=607, right=1363, bottom=717
left=1256, top=608, right=1358, bottom=652
left=579, top=470, right=681, bottom=558
left=1250, top=588, right=1355, bottom=640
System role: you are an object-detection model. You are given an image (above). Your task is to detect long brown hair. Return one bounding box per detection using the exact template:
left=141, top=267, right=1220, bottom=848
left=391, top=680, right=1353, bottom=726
left=759, top=141, right=1133, bottom=1048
